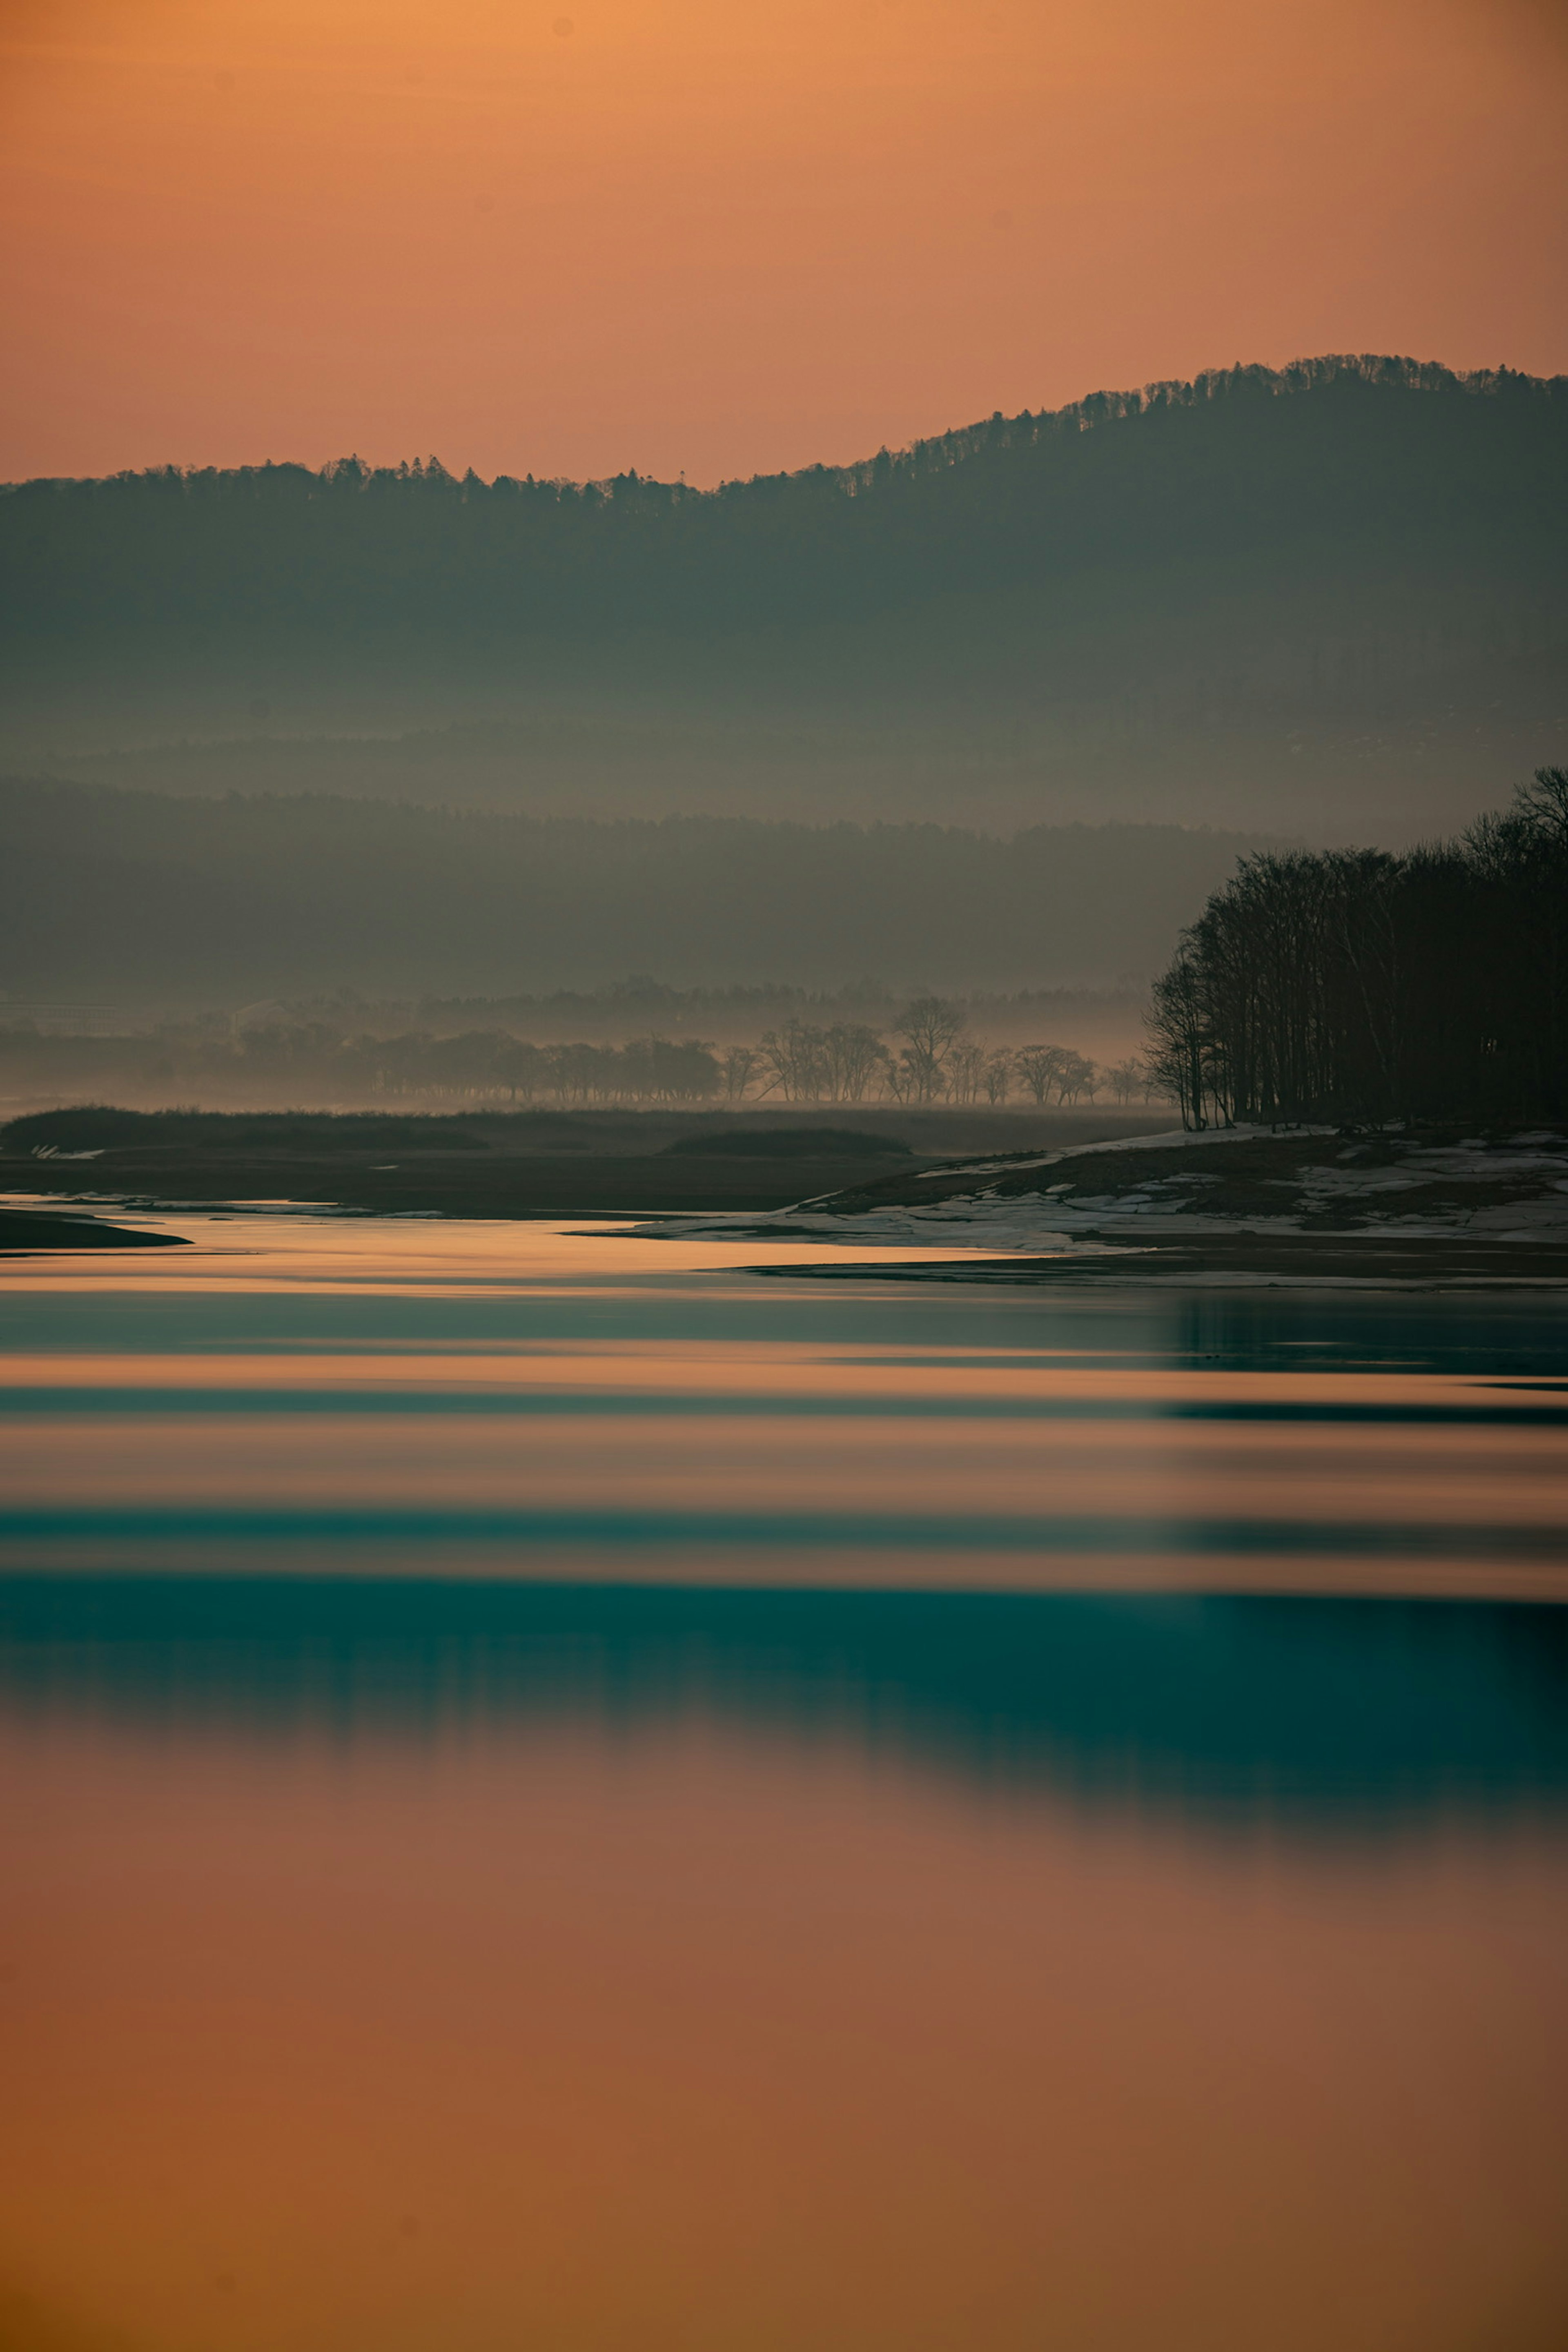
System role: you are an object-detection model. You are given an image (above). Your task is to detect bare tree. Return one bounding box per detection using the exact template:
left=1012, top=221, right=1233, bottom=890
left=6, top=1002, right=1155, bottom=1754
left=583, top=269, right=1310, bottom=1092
left=820, top=1023, right=890, bottom=1103
left=1055, top=1051, right=1098, bottom=1104
left=620, top=1035, right=721, bottom=1102
left=757, top=1021, right=828, bottom=1102
left=883, top=1050, right=912, bottom=1102
left=721, top=1045, right=759, bottom=1104
left=545, top=1040, right=611, bottom=1104
left=983, top=1048, right=1013, bottom=1105
left=1013, top=1043, right=1070, bottom=1106
left=894, top=997, right=965, bottom=1104
left=947, top=1037, right=989, bottom=1104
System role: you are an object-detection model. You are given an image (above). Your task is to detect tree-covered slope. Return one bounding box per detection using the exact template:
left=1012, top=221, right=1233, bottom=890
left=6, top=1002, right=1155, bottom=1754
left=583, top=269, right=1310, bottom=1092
left=4, top=356, right=1562, bottom=644
left=3, top=357, right=1563, bottom=834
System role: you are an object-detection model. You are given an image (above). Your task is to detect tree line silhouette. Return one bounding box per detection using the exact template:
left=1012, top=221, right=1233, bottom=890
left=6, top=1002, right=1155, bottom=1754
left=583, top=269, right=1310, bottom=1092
left=6, top=357, right=1559, bottom=649
left=0, top=1001, right=1160, bottom=1113
left=1148, top=769, right=1568, bottom=1127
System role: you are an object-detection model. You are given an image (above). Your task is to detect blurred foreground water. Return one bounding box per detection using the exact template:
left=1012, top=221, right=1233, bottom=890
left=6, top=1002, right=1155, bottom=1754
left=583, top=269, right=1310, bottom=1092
left=1, top=1216, right=1565, bottom=2352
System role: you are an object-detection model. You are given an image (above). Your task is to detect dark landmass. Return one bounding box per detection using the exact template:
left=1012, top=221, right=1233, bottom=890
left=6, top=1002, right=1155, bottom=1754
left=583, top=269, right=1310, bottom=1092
left=805, top=1129, right=1568, bottom=1224
left=4, top=1114, right=1565, bottom=1284
left=664, top=1127, right=911, bottom=1159
left=4, top=1154, right=924, bottom=1218
left=755, top=1237, right=1568, bottom=1289
left=11, top=1107, right=493, bottom=1155
left=0, top=1208, right=187, bottom=1252
left=9, top=1150, right=909, bottom=1219
left=5, top=358, right=1564, bottom=840
left=1, top=1104, right=1166, bottom=1218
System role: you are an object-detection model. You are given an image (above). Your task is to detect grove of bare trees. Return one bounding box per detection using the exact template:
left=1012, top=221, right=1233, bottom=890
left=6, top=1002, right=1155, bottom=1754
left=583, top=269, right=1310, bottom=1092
left=0, top=999, right=1164, bottom=1115
left=1147, top=769, right=1568, bottom=1127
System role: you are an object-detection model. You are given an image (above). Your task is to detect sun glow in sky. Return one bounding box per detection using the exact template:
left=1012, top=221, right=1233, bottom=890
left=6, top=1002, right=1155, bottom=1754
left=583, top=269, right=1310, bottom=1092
left=2, top=0, right=1566, bottom=485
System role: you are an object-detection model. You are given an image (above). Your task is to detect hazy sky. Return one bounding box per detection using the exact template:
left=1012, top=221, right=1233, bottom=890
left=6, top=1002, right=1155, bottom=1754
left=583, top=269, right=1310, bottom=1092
left=3, top=0, right=1565, bottom=486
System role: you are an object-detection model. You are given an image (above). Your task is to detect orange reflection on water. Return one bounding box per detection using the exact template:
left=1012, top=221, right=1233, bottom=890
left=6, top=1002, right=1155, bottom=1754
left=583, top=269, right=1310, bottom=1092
left=0, top=1210, right=1031, bottom=1299
left=1, top=1712, right=1566, bottom=2352
left=3, top=1214, right=1568, bottom=2345
left=4, top=1214, right=1568, bottom=1597
left=6, top=1412, right=1567, bottom=1527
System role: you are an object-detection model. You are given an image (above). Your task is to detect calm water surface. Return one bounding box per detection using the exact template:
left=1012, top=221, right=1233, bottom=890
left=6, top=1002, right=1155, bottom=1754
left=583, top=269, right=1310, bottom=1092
left=1, top=1214, right=1566, bottom=2352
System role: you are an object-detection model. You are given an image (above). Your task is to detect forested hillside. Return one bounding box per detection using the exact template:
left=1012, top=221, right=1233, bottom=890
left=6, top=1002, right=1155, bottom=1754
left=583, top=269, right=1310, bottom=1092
left=4, top=357, right=1564, bottom=836
left=7, top=355, right=1561, bottom=640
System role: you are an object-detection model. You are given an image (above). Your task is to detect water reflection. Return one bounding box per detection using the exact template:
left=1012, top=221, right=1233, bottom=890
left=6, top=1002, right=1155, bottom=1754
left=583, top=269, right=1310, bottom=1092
left=4, top=1212, right=1568, bottom=1813
left=3, top=1219, right=1567, bottom=2352
left=4, top=1218, right=1568, bottom=1598
left=3, top=1577, right=1566, bottom=1834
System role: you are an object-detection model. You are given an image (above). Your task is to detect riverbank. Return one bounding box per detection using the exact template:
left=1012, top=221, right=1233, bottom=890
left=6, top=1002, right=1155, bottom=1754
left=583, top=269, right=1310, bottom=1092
left=0, top=1105, right=1167, bottom=1222
left=653, top=1126, right=1568, bottom=1287
left=0, top=1208, right=187, bottom=1252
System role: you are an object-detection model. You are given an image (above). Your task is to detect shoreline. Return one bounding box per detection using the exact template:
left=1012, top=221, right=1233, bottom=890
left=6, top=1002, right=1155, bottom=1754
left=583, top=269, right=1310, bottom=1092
left=8, top=1122, right=1568, bottom=1288
left=673, top=1125, right=1568, bottom=1290
left=0, top=1207, right=187, bottom=1253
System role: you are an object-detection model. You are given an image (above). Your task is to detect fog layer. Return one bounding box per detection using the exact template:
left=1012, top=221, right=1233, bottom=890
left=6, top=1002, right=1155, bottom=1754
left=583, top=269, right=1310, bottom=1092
left=0, top=779, right=1274, bottom=1004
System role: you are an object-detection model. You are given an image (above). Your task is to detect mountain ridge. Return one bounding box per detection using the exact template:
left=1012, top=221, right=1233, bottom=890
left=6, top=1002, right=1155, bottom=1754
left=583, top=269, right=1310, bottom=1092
left=4, top=354, right=1564, bottom=839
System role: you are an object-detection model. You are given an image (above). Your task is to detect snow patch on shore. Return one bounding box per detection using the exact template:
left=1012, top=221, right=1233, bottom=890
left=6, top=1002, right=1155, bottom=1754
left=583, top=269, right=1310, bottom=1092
left=624, top=1130, right=1568, bottom=1255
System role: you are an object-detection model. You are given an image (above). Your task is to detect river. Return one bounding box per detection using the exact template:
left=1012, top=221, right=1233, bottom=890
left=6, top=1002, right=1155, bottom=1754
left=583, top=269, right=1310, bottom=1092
left=2, top=1213, right=1565, bottom=2351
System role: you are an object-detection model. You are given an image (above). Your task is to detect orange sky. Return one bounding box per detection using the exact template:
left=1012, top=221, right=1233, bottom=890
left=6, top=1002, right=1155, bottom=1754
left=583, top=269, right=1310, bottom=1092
left=2, top=0, right=1566, bottom=486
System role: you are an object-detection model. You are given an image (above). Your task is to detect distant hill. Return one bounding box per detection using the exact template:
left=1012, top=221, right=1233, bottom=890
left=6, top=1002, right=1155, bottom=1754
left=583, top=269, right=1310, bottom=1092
left=3, top=356, right=1564, bottom=835
left=0, top=777, right=1277, bottom=1003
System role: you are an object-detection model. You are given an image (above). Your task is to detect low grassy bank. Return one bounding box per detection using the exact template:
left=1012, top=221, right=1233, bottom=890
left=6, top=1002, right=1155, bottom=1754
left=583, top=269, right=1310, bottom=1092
left=742, top=1125, right=1568, bottom=1287
left=0, top=1104, right=1169, bottom=1217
